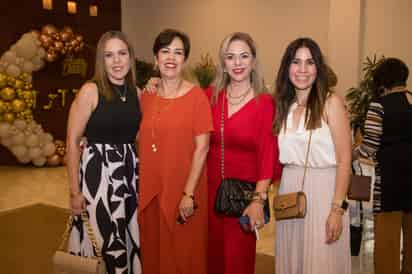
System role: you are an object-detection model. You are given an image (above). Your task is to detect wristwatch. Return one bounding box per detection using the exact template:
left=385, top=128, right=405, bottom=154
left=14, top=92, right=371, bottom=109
left=332, top=199, right=349, bottom=210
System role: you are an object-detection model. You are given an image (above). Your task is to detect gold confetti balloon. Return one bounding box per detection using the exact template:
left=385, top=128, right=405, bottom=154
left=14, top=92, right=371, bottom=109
left=0, top=73, right=7, bottom=88
left=0, top=100, right=6, bottom=113
left=0, top=87, right=16, bottom=101
left=3, top=112, right=15, bottom=123
left=11, top=99, right=26, bottom=113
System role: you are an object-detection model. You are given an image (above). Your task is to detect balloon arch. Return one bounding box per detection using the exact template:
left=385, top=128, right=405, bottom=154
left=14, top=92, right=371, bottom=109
left=0, top=24, right=84, bottom=167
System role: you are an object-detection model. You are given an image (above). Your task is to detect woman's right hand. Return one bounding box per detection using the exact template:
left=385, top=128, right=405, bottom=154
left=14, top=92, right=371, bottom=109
left=70, top=192, right=86, bottom=215
left=144, top=77, right=161, bottom=93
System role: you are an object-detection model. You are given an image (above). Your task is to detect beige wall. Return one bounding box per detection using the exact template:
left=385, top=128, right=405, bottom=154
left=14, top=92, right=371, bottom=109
left=363, top=0, right=412, bottom=88
left=122, top=0, right=330, bottom=89
left=122, top=0, right=412, bottom=92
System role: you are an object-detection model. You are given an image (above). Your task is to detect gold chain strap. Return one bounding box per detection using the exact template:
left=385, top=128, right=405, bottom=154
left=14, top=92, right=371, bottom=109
left=300, top=131, right=313, bottom=191
left=57, top=211, right=103, bottom=258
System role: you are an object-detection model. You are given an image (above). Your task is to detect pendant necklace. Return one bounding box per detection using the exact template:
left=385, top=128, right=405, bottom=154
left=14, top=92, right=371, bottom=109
left=114, top=84, right=127, bottom=102
left=151, top=79, right=183, bottom=152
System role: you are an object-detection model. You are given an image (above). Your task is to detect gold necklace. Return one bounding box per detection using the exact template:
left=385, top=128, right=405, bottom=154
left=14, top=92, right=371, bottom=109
left=227, top=85, right=251, bottom=106
left=150, top=79, right=183, bottom=152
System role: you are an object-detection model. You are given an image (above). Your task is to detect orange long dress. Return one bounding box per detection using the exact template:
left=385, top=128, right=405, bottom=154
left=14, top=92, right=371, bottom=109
left=138, top=86, right=213, bottom=274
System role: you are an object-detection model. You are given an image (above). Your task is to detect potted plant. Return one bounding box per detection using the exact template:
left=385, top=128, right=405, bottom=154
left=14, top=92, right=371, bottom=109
left=346, top=55, right=386, bottom=134
left=191, top=53, right=216, bottom=89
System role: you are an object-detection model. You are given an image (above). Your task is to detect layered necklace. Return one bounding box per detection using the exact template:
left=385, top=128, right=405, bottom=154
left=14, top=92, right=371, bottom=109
left=150, top=79, right=183, bottom=152
left=227, top=84, right=252, bottom=106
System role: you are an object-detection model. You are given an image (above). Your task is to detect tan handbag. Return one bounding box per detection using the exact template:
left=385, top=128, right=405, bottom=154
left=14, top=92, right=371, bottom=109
left=274, top=131, right=312, bottom=221
left=52, top=212, right=107, bottom=274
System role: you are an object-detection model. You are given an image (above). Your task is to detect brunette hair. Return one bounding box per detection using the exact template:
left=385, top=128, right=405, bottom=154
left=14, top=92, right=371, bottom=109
left=93, top=31, right=136, bottom=101
left=152, top=29, right=191, bottom=60
left=372, top=57, right=409, bottom=97
left=274, top=37, right=330, bottom=133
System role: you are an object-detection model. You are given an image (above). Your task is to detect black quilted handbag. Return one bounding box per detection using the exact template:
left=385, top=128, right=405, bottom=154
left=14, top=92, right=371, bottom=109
left=214, top=178, right=270, bottom=217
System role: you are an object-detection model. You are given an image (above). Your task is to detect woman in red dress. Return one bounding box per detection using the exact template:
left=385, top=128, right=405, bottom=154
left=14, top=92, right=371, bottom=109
left=206, top=32, right=281, bottom=274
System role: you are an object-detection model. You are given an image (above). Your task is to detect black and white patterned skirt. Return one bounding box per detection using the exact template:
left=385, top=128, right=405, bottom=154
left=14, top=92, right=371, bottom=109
left=68, top=142, right=141, bottom=274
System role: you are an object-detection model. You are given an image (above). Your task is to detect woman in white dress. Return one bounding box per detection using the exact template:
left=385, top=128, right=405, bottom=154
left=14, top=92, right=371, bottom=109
left=273, top=37, right=352, bottom=274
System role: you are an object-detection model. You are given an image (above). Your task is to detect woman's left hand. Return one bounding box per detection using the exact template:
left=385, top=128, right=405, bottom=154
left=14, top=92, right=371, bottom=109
left=325, top=211, right=343, bottom=244
left=178, top=195, right=195, bottom=222
left=243, top=201, right=265, bottom=231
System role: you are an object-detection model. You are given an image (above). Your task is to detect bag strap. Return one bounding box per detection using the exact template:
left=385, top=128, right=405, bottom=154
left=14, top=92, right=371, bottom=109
left=220, top=92, right=225, bottom=179
left=57, top=211, right=103, bottom=258
left=300, top=130, right=313, bottom=191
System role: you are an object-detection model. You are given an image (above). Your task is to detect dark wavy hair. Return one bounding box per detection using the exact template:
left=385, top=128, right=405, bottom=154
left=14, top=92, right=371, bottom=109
left=372, top=57, right=409, bottom=97
left=274, top=37, right=330, bottom=133
left=152, top=29, right=191, bottom=60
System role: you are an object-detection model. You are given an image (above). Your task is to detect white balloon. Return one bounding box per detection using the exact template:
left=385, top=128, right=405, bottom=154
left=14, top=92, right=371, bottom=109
left=26, top=134, right=40, bottom=147
left=13, top=119, right=27, bottom=130
left=43, top=133, right=54, bottom=143
left=37, top=47, right=46, bottom=58
left=11, top=132, right=25, bottom=145
left=28, top=147, right=42, bottom=159
left=0, top=122, right=11, bottom=137
left=22, top=61, right=34, bottom=73
left=17, top=154, right=31, bottom=164
left=15, top=38, right=38, bottom=60
left=43, top=142, right=56, bottom=156
left=32, top=156, right=47, bottom=167
left=11, top=145, right=27, bottom=158
left=1, top=137, right=13, bottom=147
left=5, top=64, right=21, bottom=78
left=8, top=125, right=18, bottom=136
left=2, top=50, right=17, bottom=64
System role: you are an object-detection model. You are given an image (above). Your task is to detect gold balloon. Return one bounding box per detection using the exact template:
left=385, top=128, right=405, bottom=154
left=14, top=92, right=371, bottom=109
left=11, top=99, right=26, bottom=113
left=60, top=31, right=72, bottom=42
left=0, top=73, right=7, bottom=88
left=39, top=34, right=52, bottom=48
left=0, top=100, right=6, bottom=113
left=46, top=52, right=58, bottom=62
left=62, top=26, right=73, bottom=35
left=75, top=35, right=83, bottom=43
left=54, top=41, right=64, bottom=51
left=3, top=112, right=15, bottom=123
left=47, top=154, right=61, bottom=166
left=41, top=24, right=57, bottom=36
left=14, top=79, right=24, bottom=89
left=1, top=87, right=16, bottom=101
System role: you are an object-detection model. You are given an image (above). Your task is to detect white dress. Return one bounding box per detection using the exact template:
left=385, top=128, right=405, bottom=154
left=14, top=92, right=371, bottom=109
left=275, top=103, right=351, bottom=274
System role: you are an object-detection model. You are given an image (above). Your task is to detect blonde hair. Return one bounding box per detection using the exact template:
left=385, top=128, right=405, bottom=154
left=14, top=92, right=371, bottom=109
left=93, top=31, right=136, bottom=101
left=212, top=32, right=266, bottom=104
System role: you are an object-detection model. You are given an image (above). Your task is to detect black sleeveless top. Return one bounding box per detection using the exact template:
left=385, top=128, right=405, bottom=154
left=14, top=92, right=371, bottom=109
left=376, top=91, right=412, bottom=211
left=85, top=83, right=142, bottom=144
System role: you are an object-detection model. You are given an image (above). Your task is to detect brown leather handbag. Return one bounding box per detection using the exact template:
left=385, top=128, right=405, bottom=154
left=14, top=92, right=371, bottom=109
left=273, top=131, right=312, bottom=221
left=348, top=162, right=372, bottom=201
left=52, top=212, right=107, bottom=274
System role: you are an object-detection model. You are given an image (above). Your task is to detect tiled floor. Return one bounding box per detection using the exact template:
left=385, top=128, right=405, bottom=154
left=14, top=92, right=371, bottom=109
left=0, top=166, right=374, bottom=273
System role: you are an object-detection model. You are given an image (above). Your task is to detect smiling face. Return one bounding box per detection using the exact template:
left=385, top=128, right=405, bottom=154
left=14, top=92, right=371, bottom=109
left=223, top=39, right=255, bottom=84
left=155, top=37, right=186, bottom=80
left=288, top=47, right=317, bottom=93
left=103, top=38, right=130, bottom=85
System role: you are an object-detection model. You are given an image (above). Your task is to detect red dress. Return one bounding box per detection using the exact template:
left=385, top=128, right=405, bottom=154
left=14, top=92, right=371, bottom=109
left=206, top=88, right=281, bottom=274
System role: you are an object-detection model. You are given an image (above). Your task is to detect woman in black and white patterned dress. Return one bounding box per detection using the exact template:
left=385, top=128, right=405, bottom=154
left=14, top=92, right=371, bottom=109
left=66, top=31, right=142, bottom=274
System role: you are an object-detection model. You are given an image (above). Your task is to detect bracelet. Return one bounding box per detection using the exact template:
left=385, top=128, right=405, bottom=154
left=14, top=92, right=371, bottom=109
left=251, top=198, right=265, bottom=205
left=331, top=206, right=344, bottom=215
left=183, top=192, right=195, bottom=201
left=70, top=191, right=81, bottom=198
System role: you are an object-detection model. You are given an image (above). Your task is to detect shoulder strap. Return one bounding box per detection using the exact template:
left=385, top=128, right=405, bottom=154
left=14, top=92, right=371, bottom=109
left=300, top=131, right=312, bottom=191
left=57, top=212, right=103, bottom=258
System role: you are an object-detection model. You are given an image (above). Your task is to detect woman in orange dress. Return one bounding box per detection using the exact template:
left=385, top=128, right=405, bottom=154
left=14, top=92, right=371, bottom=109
left=138, top=29, right=213, bottom=274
